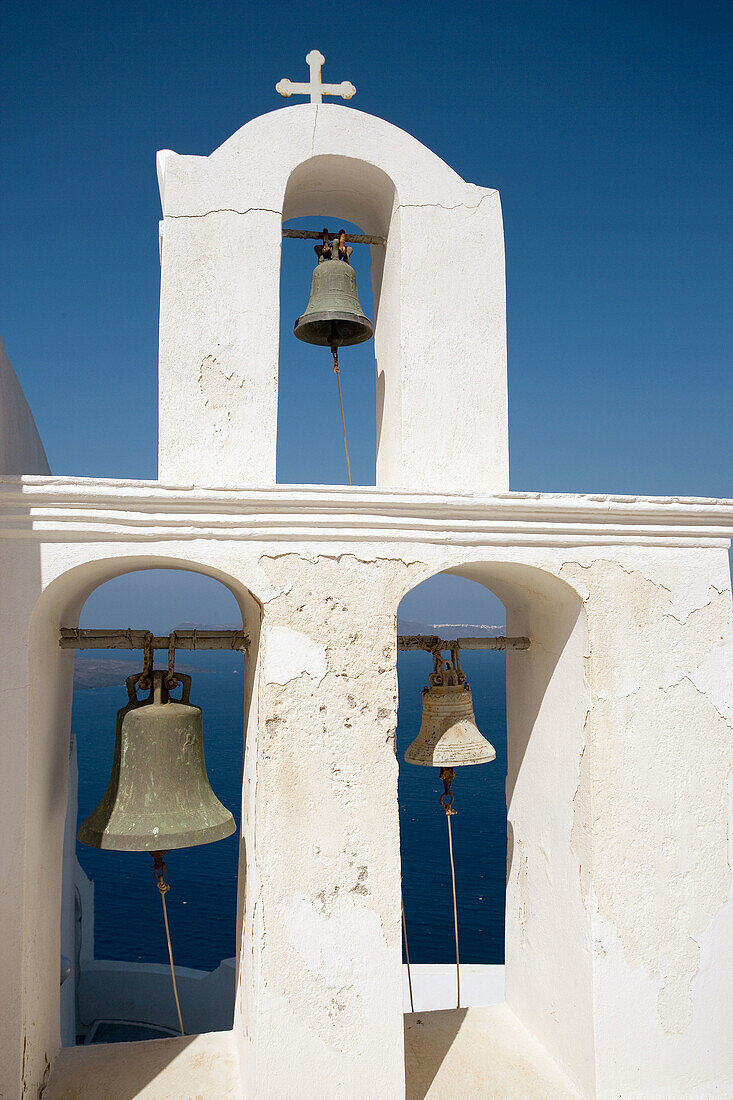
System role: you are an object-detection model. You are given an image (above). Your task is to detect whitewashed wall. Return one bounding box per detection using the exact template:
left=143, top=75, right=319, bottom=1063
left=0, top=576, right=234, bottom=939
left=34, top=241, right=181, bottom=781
left=0, top=478, right=731, bottom=1099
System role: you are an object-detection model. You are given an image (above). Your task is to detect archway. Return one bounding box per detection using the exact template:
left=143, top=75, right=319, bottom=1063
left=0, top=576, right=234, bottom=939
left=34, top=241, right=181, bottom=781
left=397, top=572, right=508, bottom=1012
left=158, top=110, right=507, bottom=493
left=22, top=556, right=262, bottom=1068
left=276, top=155, right=396, bottom=486
left=277, top=216, right=378, bottom=485
left=64, top=569, right=244, bottom=1044
left=397, top=559, right=593, bottom=1086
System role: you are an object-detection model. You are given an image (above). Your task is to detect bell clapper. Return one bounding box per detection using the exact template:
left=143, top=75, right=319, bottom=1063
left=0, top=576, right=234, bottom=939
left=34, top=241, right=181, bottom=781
left=439, top=767, right=461, bottom=1010
left=151, top=850, right=185, bottom=1036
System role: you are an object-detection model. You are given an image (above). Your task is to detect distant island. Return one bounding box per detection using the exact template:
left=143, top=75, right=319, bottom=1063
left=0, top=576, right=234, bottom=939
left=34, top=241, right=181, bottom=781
left=396, top=619, right=505, bottom=637
left=74, top=657, right=210, bottom=689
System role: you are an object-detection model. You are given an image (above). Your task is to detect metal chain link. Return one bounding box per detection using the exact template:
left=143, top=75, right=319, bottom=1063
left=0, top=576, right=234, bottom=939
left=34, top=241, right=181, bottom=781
left=138, top=632, right=154, bottom=690
left=165, top=632, right=178, bottom=690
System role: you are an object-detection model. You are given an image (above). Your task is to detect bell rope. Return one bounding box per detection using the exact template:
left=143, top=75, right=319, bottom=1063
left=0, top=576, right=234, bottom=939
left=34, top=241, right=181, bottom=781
left=152, top=850, right=185, bottom=1036
left=331, top=343, right=353, bottom=486
left=439, top=766, right=461, bottom=1010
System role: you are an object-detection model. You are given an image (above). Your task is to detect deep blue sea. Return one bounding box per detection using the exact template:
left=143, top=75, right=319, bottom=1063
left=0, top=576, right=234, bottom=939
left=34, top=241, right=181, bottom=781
left=72, top=649, right=507, bottom=972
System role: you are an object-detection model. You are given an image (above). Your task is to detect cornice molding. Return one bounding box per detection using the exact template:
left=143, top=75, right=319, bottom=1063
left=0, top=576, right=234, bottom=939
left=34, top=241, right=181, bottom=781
left=0, top=477, right=731, bottom=548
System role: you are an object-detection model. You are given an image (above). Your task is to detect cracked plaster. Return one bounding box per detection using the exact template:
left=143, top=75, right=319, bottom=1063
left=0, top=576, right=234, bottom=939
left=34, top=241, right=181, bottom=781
left=2, top=522, right=733, bottom=1098
left=240, top=552, right=421, bottom=1094
left=563, top=559, right=733, bottom=1036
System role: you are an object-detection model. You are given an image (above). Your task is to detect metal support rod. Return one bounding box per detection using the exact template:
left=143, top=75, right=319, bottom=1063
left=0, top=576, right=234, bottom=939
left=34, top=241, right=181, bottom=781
left=397, top=635, right=530, bottom=652
left=59, top=628, right=249, bottom=651
left=60, top=629, right=528, bottom=653
left=282, top=228, right=386, bottom=246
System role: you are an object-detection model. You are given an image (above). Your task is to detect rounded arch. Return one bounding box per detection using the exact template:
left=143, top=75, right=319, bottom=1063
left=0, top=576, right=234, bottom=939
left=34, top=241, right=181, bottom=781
left=282, top=153, right=397, bottom=353
left=207, top=104, right=468, bottom=205
left=21, top=554, right=264, bottom=1065
left=394, top=557, right=594, bottom=1075
left=35, top=554, right=263, bottom=635
left=283, top=154, right=396, bottom=237
left=278, top=155, right=396, bottom=485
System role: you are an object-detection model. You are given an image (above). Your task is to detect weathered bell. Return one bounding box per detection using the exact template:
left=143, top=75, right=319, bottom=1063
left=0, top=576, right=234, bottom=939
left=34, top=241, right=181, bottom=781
left=77, top=671, right=236, bottom=851
left=294, top=253, right=373, bottom=347
left=404, top=655, right=496, bottom=768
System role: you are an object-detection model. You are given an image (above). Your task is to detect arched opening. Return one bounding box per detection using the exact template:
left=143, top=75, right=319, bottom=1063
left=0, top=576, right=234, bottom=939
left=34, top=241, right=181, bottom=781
left=396, top=573, right=508, bottom=1011
left=398, top=560, right=593, bottom=1093
left=18, top=556, right=261, bottom=1068
left=276, top=156, right=397, bottom=487
left=277, top=216, right=377, bottom=485
left=62, top=569, right=245, bottom=1045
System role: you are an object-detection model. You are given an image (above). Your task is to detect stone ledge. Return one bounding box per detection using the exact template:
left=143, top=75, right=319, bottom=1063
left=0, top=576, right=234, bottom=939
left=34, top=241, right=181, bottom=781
left=41, top=1030, right=240, bottom=1100
left=404, top=1004, right=581, bottom=1099
left=1, top=477, right=732, bottom=547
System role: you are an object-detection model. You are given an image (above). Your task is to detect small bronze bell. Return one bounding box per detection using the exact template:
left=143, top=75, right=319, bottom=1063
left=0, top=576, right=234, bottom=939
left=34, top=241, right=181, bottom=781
left=404, top=650, right=496, bottom=768
left=294, top=229, right=373, bottom=347
left=77, top=671, right=236, bottom=851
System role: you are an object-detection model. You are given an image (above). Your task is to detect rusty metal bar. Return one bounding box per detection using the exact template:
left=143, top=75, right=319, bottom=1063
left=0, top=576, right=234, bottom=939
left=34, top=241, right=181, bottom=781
left=397, top=635, right=530, bottom=652
left=60, top=628, right=528, bottom=654
left=59, top=628, right=249, bottom=651
left=282, top=228, right=386, bottom=246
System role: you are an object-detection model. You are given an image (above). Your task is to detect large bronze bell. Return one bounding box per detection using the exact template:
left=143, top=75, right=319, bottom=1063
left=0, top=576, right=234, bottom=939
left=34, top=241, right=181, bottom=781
left=77, top=671, right=236, bottom=851
left=404, top=651, right=496, bottom=768
left=294, top=233, right=373, bottom=347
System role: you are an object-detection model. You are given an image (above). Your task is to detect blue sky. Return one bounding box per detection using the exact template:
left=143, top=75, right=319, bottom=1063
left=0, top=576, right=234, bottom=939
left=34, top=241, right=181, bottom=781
left=1, top=0, right=730, bottom=623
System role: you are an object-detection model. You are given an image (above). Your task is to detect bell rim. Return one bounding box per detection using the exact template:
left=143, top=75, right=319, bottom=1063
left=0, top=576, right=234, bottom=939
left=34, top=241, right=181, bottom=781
left=403, top=746, right=497, bottom=767
left=77, top=813, right=237, bottom=852
left=293, top=310, right=374, bottom=347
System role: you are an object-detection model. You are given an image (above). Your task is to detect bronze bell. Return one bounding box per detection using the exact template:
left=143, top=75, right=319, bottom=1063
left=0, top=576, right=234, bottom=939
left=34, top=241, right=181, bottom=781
left=294, top=230, right=373, bottom=347
left=77, top=671, right=236, bottom=851
left=404, top=650, right=496, bottom=768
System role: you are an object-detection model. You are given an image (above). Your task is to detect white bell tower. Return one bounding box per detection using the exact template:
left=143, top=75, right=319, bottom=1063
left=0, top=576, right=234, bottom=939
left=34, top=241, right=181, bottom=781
left=156, top=65, right=508, bottom=493
left=2, top=50, right=733, bottom=1100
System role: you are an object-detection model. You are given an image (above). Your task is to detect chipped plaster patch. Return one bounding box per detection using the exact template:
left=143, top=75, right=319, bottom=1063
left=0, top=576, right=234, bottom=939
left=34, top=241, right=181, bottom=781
left=273, top=892, right=393, bottom=1050
left=265, top=625, right=327, bottom=687
left=198, top=355, right=245, bottom=417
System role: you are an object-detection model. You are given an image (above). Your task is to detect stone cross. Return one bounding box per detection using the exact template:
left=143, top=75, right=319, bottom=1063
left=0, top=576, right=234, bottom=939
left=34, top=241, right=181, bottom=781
left=276, top=50, right=356, bottom=104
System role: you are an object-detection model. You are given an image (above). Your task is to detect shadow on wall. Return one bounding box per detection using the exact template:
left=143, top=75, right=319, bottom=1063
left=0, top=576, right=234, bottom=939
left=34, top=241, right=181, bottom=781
left=40, top=1033, right=232, bottom=1100
left=404, top=1008, right=468, bottom=1100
